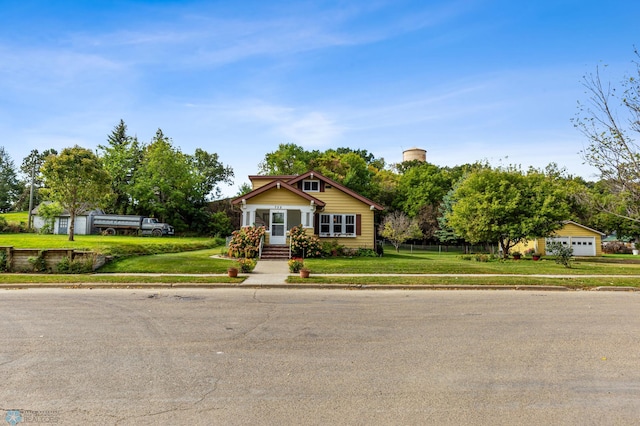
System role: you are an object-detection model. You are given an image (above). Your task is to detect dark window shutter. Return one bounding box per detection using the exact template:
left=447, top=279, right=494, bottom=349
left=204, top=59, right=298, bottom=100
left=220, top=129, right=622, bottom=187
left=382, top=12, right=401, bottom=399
left=356, top=214, right=361, bottom=235
left=320, top=181, right=325, bottom=192
left=314, top=213, right=320, bottom=234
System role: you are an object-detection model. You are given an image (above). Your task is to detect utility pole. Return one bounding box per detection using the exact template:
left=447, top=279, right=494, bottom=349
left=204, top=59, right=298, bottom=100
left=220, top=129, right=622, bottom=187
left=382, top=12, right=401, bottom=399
left=27, top=158, right=36, bottom=231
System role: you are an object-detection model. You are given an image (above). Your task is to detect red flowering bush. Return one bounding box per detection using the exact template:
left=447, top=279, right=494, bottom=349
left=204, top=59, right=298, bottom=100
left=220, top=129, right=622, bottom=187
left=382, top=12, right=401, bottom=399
left=228, top=226, right=266, bottom=258
left=289, top=224, right=322, bottom=258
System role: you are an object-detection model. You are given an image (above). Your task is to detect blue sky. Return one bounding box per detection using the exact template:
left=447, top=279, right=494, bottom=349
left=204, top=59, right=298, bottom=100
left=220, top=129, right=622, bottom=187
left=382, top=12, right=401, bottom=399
left=1, top=0, right=638, bottom=196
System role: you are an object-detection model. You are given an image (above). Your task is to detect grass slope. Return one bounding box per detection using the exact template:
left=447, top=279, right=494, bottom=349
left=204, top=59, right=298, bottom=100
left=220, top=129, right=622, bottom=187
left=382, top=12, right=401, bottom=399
left=0, top=234, right=221, bottom=256
left=0, top=211, right=28, bottom=224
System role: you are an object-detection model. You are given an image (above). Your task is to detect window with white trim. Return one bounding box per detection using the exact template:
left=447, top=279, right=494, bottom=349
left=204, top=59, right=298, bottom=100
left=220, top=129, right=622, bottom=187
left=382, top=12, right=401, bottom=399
left=319, top=213, right=356, bottom=237
left=302, top=180, right=320, bottom=192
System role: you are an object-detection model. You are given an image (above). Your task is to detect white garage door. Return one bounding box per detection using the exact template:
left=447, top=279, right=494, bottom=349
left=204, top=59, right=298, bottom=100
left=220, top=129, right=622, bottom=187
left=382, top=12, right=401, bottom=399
left=571, top=237, right=596, bottom=256
left=546, top=236, right=596, bottom=256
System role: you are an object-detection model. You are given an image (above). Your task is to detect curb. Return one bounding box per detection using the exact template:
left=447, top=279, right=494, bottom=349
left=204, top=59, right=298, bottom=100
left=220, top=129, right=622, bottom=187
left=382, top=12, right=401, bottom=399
left=1, top=280, right=639, bottom=291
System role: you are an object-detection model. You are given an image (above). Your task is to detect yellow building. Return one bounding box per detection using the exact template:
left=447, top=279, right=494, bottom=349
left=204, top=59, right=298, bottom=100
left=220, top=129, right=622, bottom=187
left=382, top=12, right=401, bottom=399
left=515, top=221, right=605, bottom=257
left=232, top=171, right=384, bottom=250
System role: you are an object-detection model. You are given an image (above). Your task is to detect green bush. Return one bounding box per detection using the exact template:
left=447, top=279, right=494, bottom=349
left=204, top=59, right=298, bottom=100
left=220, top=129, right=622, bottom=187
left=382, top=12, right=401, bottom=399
left=28, top=251, right=48, bottom=272
left=0, top=250, right=7, bottom=272
left=322, top=240, right=344, bottom=257
left=460, top=253, right=495, bottom=262
left=547, top=241, right=573, bottom=268
left=209, top=211, right=233, bottom=237
left=357, top=248, right=377, bottom=257
left=56, top=256, right=94, bottom=274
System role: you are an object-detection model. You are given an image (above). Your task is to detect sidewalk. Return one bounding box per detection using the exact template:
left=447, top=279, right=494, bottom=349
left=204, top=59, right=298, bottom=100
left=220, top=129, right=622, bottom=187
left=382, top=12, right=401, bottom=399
left=242, top=259, right=290, bottom=285
left=2, top=259, right=640, bottom=290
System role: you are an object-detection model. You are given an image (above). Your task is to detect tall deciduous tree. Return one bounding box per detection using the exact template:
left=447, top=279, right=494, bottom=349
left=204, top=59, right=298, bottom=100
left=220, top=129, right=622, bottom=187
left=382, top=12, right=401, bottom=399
left=311, top=151, right=376, bottom=198
left=258, top=143, right=320, bottom=175
left=40, top=146, right=112, bottom=241
left=130, top=129, right=193, bottom=228
left=191, top=148, right=234, bottom=201
left=574, top=51, right=640, bottom=224
left=129, top=129, right=234, bottom=233
left=98, top=120, right=142, bottom=214
left=445, top=167, right=569, bottom=258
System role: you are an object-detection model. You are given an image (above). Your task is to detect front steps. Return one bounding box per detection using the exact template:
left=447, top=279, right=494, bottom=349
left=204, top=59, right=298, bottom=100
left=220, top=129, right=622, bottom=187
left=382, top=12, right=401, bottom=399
left=261, top=244, right=290, bottom=260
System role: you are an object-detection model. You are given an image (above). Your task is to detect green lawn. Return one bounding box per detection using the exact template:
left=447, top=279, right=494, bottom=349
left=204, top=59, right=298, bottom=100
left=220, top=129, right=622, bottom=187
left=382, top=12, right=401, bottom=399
left=98, top=248, right=237, bottom=273
left=0, top=233, right=222, bottom=256
left=0, top=274, right=243, bottom=285
left=287, top=275, right=640, bottom=288
left=301, top=250, right=640, bottom=275
left=2, top=238, right=640, bottom=288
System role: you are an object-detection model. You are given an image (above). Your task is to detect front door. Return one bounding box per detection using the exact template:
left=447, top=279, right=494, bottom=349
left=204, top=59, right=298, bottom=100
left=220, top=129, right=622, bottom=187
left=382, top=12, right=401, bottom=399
left=270, top=210, right=287, bottom=245
left=58, top=217, right=69, bottom=235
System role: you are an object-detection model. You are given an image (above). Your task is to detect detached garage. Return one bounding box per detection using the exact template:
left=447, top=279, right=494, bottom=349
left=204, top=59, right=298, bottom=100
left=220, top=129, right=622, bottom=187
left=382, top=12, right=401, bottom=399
left=516, top=221, right=605, bottom=257
left=544, top=221, right=605, bottom=257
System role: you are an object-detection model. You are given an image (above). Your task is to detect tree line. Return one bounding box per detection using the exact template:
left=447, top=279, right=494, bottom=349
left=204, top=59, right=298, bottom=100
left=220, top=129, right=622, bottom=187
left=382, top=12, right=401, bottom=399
left=1, top=120, right=234, bottom=240
left=2, top=52, right=639, bottom=246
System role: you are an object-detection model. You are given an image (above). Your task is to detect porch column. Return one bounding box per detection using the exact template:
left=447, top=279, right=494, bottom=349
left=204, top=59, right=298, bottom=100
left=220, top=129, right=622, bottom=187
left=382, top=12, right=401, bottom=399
left=240, top=204, right=257, bottom=227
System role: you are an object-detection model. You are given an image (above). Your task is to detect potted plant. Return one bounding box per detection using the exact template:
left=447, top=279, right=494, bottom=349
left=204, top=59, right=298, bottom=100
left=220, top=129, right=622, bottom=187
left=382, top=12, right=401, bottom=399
left=288, top=258, right=304, bottom=273
left=227, top=266, right=238, bottom=277
left=511, top=251, right=522, bottom=260
left=238, top=258, right=256, bottom=273
left=532, top=252, right=542, bottom=261
left=299, top=267, right=310, bottom=278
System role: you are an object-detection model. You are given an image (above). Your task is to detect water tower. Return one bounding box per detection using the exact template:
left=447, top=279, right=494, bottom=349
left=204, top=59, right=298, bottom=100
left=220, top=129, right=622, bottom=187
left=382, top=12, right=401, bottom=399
left=402, top=147, right=426, bottom=162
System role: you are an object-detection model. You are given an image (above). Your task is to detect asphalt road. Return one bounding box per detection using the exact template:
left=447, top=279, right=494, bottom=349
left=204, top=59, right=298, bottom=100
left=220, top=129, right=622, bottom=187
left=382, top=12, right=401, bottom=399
left=1, top=288, right=639, bottom=425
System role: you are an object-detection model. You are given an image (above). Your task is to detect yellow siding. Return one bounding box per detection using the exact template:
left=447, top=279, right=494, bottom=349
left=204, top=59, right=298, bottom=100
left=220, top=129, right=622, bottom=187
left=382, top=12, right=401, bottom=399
left=248, top=188, right=308, bottom=206
left=315, top=186, right=377, bottom=249
left=512, top=223, right=603, bottom=256
left=252, top=179, right=277, bottom=190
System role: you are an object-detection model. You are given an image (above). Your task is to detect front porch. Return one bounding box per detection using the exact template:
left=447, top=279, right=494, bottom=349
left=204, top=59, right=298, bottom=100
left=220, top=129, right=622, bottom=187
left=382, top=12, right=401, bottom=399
left=239, top=203, right=316, bottom=246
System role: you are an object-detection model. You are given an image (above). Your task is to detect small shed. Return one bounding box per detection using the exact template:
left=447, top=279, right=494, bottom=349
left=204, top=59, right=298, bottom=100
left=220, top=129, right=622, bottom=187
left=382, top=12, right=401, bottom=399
left=32, top=203, right=103, bottom=235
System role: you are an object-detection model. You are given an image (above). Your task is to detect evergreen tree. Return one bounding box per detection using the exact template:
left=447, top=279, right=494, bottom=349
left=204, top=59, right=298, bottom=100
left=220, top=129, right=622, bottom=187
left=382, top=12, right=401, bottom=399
left=0, top=147, right=20, bottom=212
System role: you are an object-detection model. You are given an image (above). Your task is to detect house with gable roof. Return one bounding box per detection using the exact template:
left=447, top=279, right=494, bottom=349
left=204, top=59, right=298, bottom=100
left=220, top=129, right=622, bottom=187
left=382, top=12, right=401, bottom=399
left=231, top=170, right=384, bottom=251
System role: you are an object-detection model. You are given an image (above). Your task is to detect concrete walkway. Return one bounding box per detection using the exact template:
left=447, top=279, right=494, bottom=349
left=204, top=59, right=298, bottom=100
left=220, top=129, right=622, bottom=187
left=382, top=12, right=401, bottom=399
left=242, top=260, right=290, bottom=285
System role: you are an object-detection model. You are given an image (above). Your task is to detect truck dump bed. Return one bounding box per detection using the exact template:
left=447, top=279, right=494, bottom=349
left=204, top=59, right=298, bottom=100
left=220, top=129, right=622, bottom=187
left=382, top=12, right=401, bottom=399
left=92, top=215, right=142, bottom=229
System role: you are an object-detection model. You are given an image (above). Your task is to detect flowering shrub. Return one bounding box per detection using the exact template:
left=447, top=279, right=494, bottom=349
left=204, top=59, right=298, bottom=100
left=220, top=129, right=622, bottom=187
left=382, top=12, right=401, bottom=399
left=289, top=224, right=322, bottom=258
left=321, top=240, right=344, bottom=257
left=228, top=226, right=266, bottom=258
left=288, top=257, right=304, bottom=272
left=237, top=257, right=257, bottom=273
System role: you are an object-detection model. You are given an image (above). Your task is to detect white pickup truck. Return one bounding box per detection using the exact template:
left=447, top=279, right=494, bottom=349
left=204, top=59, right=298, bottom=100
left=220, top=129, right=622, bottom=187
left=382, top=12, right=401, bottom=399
left=92, top=215, right=175, bottom=236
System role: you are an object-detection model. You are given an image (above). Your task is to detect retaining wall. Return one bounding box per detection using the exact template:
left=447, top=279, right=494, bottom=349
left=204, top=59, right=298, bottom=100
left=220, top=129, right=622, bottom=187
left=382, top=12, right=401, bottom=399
left=0, top=247, right=106, bottom=272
